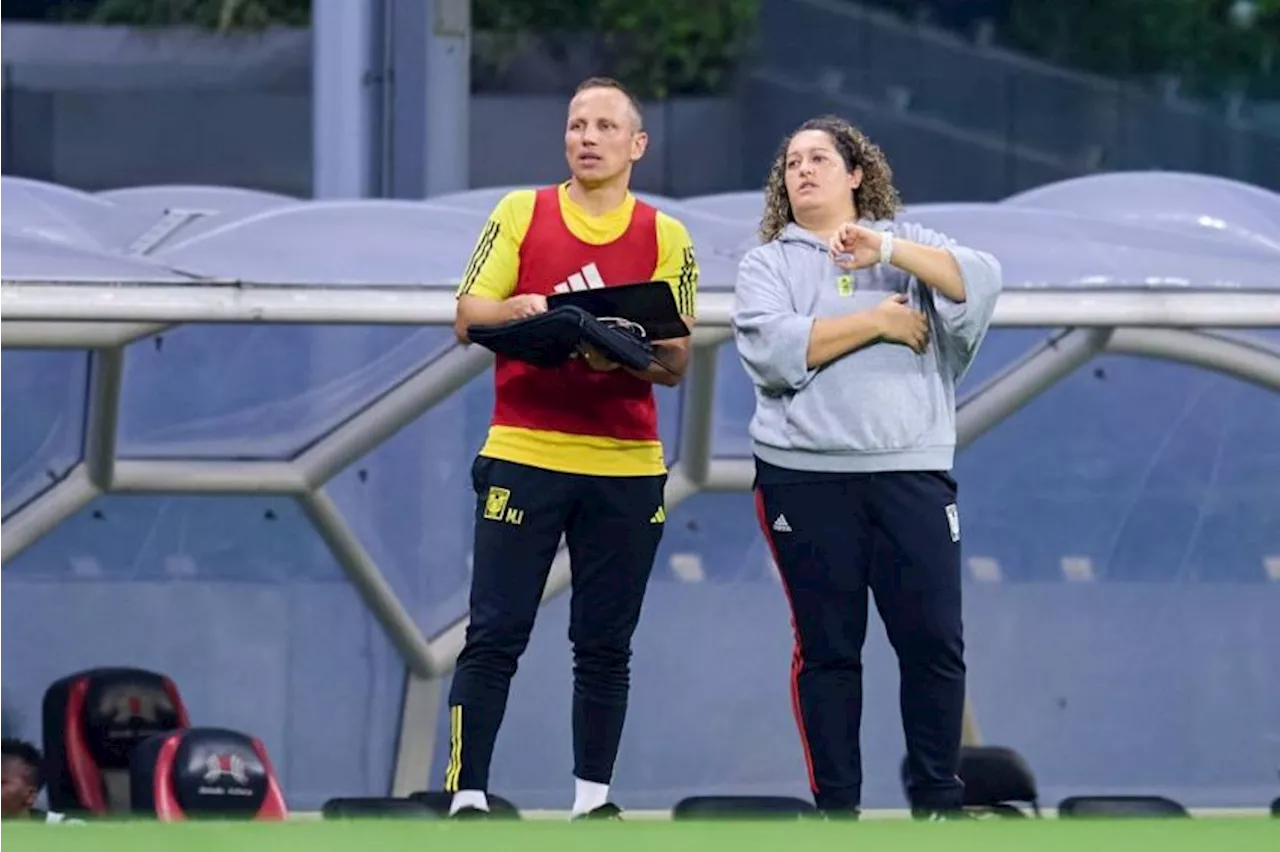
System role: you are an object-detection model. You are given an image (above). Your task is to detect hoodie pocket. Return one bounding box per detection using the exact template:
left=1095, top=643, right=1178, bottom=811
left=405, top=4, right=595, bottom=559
left=781, top=350, right=942, bottom=453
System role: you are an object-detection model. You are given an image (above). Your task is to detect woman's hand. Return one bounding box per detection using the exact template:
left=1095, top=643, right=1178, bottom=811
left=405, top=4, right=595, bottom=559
left=829, top=222, right=885, bottom=270
left=872, top=293, right=929, bottom=353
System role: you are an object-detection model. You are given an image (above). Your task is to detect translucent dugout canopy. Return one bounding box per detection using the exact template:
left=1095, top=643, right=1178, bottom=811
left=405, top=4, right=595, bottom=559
left=97, top=184, right=301, bottom=252
left=905, top=204, right=1280, bottom=291
left=132, top=196, right=734, bottom=289
left=153, top=200, right=493, bottom=285
left=678, top=190, right=764, bottom=223
left=1005, top=171, right=1280, bottom=252
left=677, top=183, right=1280, bottom=294
left=99, top=184, right=298, bottom=215
left=1, top=174, right=1278, bottom=312
left=427, top=185, right=521, bottom=213
left=428, top=185, right=716, bottom=220
left=0, top=229, right=203, bottom=284
left=2, top=172, right=1276, bottom=292
left=1, top=175, right=160, bottom=253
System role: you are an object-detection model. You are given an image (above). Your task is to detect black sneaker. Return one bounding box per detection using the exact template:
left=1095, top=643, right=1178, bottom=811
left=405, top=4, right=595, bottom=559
left=573, top=803, right=624, bottom=821
left=919, top=808, right=975, bottom=821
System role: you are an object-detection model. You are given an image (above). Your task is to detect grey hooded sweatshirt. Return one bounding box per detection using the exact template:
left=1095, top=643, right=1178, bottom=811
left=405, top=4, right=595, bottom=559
left=731, top=220, right=1003, bottom=473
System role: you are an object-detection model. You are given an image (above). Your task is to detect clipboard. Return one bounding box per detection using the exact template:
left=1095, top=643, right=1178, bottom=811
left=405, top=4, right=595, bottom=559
left=546, top=280, right=690, bottom=342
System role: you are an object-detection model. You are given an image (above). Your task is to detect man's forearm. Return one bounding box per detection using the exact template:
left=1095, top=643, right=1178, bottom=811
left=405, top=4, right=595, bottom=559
left=454, top=296, right=514, bottom=343
left=625, top=341, right=689, bottom=387
left=889, top=240, right=967, bottom=303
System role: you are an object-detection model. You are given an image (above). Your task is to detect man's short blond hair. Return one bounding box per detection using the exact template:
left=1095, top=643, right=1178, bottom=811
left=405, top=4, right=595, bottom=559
left=573, top=76, right=644, bottom=131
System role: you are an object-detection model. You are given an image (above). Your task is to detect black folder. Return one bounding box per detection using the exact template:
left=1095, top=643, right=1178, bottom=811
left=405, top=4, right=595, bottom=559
left=547, top=280, right=691, bottom=342
left=467, top=280, right=690, bottom=371
left=468, top=305, right=656, bottom=371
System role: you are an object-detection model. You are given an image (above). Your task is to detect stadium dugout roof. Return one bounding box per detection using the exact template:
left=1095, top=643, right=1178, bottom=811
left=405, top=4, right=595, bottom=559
left=3, top=171, right=1279, bottom=794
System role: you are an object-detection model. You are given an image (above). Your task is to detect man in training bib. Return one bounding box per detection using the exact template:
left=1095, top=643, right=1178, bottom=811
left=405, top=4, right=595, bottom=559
left=446, top=76, right=699, bottom=820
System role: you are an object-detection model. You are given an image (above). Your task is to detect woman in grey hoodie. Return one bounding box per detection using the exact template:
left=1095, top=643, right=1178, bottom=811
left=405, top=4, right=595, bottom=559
left=731, top=115, right=1002, bottom=819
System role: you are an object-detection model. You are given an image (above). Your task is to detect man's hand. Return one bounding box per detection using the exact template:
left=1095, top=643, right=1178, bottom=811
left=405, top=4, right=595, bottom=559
left=872, top=293, right=929, bottom=353
left=506, top=293, right=548, bottom=320
left=828, top=222, right=886, bottom=270
left=455, top=292, right=548, bottom=343
left=579, top=344, right=620, bottom=372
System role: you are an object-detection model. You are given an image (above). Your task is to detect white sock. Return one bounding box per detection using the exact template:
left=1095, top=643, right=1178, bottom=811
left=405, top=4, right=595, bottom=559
left=572, top=777, right=610, bottom=816
left=449, top=790, right=489, bottom=815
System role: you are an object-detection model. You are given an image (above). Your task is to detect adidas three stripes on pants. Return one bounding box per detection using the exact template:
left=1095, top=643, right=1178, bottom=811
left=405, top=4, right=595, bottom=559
left=753, top=459, right=967, bottom=814
left=444, top=456, right=666, bottom=794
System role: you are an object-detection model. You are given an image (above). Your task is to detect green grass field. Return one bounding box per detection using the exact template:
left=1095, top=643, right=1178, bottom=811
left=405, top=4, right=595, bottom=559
left=5, top=817, right=1277, bottom=852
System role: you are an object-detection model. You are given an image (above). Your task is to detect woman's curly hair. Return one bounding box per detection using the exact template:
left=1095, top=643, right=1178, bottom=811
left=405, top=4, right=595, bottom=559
left=759, top=115, right=902, bottom=242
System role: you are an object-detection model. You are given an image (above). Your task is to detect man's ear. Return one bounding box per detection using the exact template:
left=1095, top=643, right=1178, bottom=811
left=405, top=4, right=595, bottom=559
left=631, top=130, right=649, bottom=162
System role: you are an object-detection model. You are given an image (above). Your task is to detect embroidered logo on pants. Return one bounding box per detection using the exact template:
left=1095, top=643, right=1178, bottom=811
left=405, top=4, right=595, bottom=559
left=484, top=486, right=524, bottom=525
left=945, top=503, right=960, bottom=542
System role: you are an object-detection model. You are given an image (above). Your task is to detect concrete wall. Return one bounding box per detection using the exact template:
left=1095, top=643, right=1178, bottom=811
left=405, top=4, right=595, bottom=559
left=0, top=23, right=745, bottom=198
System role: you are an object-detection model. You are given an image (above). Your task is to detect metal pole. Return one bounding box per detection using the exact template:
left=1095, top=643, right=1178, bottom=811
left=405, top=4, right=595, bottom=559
left=312, top=0, right=379, bottom=198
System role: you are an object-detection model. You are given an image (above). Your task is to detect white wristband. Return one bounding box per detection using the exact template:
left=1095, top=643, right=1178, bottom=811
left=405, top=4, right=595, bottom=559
left=879, top=231, right=895, bottom=266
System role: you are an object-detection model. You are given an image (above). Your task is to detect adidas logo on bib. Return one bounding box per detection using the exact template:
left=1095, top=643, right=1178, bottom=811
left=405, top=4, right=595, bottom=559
left=772, top=514, right=792, bottom=533
left=552, top=262, right=607, bottom=294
